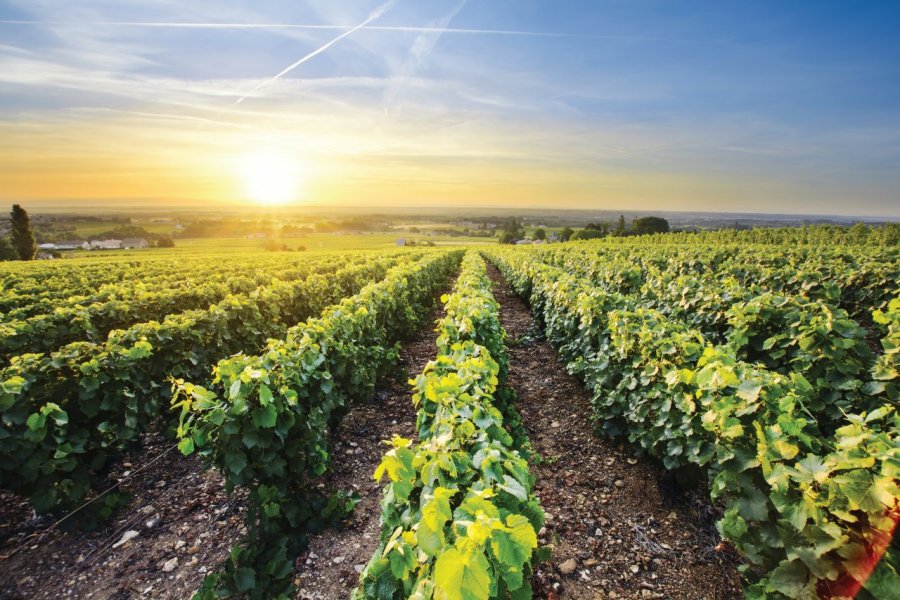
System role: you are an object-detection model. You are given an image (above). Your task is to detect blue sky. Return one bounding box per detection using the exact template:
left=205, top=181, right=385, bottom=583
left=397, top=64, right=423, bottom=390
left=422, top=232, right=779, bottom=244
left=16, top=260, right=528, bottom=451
left=0, top=0, right=898, bottom=216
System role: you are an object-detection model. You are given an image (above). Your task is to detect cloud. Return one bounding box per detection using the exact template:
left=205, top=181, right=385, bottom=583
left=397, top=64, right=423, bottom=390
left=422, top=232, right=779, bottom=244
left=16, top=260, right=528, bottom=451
left=225, top=0, right=398, bottom=111
left=0, top=19, right=701, bottom=44
left=406, top=0, right=467, bottom=68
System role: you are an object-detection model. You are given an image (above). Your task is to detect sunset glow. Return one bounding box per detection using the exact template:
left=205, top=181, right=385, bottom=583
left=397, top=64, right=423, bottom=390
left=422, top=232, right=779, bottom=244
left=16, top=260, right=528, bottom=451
left=0, top=2, right=899, bottom=216
left=239, top=152, right=303, bottom=206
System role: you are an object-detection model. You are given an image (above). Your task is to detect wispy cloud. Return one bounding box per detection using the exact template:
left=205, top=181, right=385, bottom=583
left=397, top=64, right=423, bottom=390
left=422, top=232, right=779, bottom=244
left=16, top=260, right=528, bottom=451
left=382, top=0, right=466, bottom=113
left=223, top=0, right=397, bottom=112
left=406, top=0, right=466, bottom=68
left=0, top=19, right=701, bottom=44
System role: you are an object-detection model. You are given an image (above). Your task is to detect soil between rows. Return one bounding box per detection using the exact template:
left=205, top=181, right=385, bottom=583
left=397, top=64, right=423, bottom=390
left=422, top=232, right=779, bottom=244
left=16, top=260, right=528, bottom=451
left=291, top=298, right=446, bottom=599
left=486, top=263, right=743, bottom=599
left=0, top=436, right=246, bottom=600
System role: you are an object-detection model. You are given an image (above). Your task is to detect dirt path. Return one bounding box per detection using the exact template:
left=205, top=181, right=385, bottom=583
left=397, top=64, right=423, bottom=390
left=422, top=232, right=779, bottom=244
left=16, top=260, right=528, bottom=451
left=487, top=264, right=743, bottom=600
left=292, top=301, right=444, bottom=600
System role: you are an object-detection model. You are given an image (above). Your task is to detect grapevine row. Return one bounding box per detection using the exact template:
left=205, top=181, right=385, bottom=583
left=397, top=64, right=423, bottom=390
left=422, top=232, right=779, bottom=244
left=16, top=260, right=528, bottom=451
left=0, top=252, right=348, bottom=321
left=534, top=243, right=899, bottom=323
left=355, top=252, right=544, bottom=600
left=172, top=250, right=464, bottom=599
left=527, top=246, right=893, bottom=431
left=485, top=248, right=899, bottom=599
left=0, top=253, right=363, bottom=358
left=0, top=252, right=418, bottom=514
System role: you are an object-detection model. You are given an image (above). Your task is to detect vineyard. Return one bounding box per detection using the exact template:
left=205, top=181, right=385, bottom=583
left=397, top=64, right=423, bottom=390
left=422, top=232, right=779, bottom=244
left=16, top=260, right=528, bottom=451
left=0, top=232, right=898, bottom=600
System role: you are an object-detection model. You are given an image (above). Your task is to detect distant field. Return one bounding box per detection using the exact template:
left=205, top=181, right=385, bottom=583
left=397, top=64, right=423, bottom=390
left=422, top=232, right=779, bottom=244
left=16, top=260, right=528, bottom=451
left=61, top=232, right=495, bottom=256
left=68, top=220, right=177, bottom=236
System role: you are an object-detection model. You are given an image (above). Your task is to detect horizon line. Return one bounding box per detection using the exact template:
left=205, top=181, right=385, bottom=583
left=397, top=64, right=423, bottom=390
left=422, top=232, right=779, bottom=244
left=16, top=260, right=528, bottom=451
left=6, top=199, right=898, bottom=221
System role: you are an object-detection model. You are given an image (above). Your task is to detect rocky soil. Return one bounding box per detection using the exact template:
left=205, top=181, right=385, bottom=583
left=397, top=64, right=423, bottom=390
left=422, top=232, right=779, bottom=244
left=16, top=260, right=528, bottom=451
left=0, top=435, right=245, bottom=600
left=292, top=301, right=444, bottom=599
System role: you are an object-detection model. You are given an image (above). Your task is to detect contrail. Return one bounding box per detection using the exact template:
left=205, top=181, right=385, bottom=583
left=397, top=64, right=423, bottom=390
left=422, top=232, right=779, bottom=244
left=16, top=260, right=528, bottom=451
left=0, top=19, right=697, bottom=43
left=228, top=0, right=397, bottom=109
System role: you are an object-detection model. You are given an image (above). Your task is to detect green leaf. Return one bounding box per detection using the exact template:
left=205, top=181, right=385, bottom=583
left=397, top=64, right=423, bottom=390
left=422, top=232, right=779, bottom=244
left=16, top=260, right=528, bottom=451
left=224, top=450, right=248, bottom=476
left=791, top=373, right=813, bottom=394
left=364, top=558, right=400, bottom=599
left=863, top=549, right=900, bottom=598
left=419, top=488, right=454, bottom=557
left=26, top=412, right=45, bottom=431
left=500, top=475, right=528, bottom=501
left=234, top=567, right=256, bottom=592
left=1, top=375, right=25, bottom=395
left=862, top=381, right=886, bottom=396
left=792, top=455, right=830, bottom=485
left=434, top=547, right=491, bottom=600
left=772, top=439, right=800, bottom=460
left=736, top=487, right=769, bottom=522
left=252, top=403, right=277, bottom=428
left=123, top=340, right=152, bottom=359
left=766, top=559, right=810, bottom=597
left=834, top=470, right=898, bottom=512
left=736, top=382, right=762, bottom=403
left=259, top=383, right=273, bottom=406
left=178, top=437, right=195, bottom=455
left=491, top=515, right=537, bottom=590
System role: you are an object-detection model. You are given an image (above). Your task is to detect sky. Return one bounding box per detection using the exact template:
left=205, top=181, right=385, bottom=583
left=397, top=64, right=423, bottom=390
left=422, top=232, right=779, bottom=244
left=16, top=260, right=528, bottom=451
left=0, top=1, right=899, bottom=217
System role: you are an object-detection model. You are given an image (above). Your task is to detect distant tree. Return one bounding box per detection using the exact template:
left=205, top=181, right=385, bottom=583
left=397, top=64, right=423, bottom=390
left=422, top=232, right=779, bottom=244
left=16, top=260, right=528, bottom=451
left=314, top=220, right=339, bottom=233
left=0, top=236, right=16, bottom=261
left=570, top=228, right=606, bottom=241
left=155, top=236, right=175, bottom=248
left=10, top=204, right=37, bottom=260
left=498, top=231, right=517, bottom=244
left=632, top=216, right=670, bottom=235
left=94, top=225, right=154, bottom=240
left=501, top=217, right=522, bottom=240
left=615, top=214, right=626, bottom=235
left=560, top=226, right=574, bottom=242
left=533, top=228, right=546, bottom=241
left=584, top=222, right=610, bottom=232
left=264, top=240, right=288, bottom=252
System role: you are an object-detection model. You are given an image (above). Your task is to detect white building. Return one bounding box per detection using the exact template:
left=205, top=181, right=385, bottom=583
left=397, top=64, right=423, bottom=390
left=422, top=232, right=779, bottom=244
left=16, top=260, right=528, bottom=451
left=53, top=241, right=86, bottom=250
left=90, top=239, right=122, bottom=250
left=122, top=238, right=149, bottom=249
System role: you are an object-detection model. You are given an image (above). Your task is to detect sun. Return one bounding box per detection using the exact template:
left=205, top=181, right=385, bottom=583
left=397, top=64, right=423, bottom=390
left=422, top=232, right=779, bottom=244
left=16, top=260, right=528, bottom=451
left=239, top=151, right=302, bottom=206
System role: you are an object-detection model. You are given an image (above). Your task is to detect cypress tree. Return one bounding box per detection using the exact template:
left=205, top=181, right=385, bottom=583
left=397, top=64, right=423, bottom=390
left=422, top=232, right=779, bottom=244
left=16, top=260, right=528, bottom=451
left=10, top=204, right=37, bottom=260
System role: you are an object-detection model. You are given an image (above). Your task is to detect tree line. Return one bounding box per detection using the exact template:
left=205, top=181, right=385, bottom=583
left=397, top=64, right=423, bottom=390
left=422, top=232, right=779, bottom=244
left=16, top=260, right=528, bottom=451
left=498, top=214, right=670, bottom=244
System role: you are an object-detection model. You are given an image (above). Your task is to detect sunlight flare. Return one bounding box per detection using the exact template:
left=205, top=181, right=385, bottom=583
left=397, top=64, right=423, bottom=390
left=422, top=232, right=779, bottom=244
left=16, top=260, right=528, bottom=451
left=239, top=151, right=303, bottom=206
